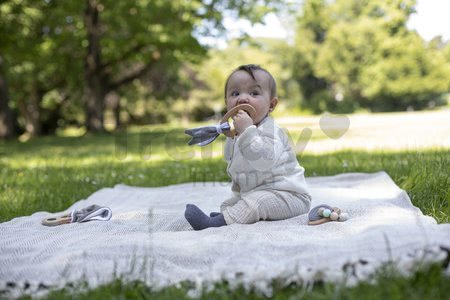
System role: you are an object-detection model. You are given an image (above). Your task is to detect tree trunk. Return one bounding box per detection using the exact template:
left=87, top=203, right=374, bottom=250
left=84, top=0, right=106, bottom=132
left=113, top=98, right=121, bottom=129
left=108, top=91, right=121, bottom=129
left=105, top=91, right=121, bottom=129
left=41, top=91, right=68, bottom=135
left=0, top=62, right=18, bottom=139
left=22, top=80, right=43, bottom=136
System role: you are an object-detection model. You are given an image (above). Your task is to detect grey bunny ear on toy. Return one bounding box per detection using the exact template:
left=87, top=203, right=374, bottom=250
left=308, top=204, right=349, bottom=225
left=185, top=123, right=232, bottom=146
left=41, top=205, right=112, bottom=226
left=185, top=104, right=256, bottom=146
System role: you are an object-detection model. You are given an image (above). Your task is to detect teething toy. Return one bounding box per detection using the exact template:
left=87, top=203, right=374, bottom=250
left=185, top=104, right=257, bottom=146
left=41, top=205, right=112, bottom=226
left=41, top=214, right=72, bottom=226
left=308, top=204, right=349, bottom=225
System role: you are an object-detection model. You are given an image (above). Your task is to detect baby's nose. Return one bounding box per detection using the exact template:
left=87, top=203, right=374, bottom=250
left=237, top=94, right=250, bottom=103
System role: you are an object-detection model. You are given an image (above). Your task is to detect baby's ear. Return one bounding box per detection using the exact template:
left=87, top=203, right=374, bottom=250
left=269, top=97, right=278, bottom=112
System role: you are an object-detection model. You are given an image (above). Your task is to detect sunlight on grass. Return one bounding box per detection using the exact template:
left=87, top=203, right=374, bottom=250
left=56, top=126, right=87, bottom=137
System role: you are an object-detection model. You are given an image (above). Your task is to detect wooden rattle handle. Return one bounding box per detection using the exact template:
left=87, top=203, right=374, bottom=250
left=220, top=104, right=257, bottom=137
left=308, top=218, right=332, bottom=225
left=42, top=215, right=71, bottom=226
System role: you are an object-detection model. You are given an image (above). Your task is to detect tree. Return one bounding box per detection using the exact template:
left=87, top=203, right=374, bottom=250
left=292, top=0, right=449, bottom=113
left=0, top=0, right=82, bottom=137
left=316, top=0, right=449, bottom=111
left=440, top=39, right=450, bottom=94
left=358, top=32, right=450, bottom=111
left=1, top=0, right=280, bottom=136
left=291, top=0, right=332, bottom=113
left=80, top=0, right=280, bottom=132
left=0, top=56, right=17, bottom=138
left=315, top=17, right=383, bottom=110
left=0, top=3, right=19, bottom=138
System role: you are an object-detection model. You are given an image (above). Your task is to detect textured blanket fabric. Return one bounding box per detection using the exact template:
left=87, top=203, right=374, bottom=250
left=1, top=171, right=450, bottom=297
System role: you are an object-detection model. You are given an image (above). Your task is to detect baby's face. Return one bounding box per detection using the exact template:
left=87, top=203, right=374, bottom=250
left=225, top=70, right=277, bottom=125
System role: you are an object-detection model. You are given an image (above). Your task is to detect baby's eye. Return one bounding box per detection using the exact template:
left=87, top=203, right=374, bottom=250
left=231, top=91, right=239, bottom=97
left=250, top=91, right=259, bottom=96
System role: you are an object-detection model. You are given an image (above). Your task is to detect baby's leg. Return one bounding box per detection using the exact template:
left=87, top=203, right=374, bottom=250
left=222, top=190, right=311, bottom=224
left=209, top=196, right=240, bottom=218
left=209, top=195, right=240, bottom=217
left=220, top=195, right=240, bottom=211
left=185, top=204, right=226, bottom=230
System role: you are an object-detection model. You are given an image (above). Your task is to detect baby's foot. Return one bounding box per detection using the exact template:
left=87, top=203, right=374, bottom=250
left=209, top=212, right=221, bottom=217
left=185, top=204, right=226, bottom=230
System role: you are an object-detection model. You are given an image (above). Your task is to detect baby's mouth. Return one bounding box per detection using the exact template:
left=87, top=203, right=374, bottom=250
left=231, top=104, right=255, bottom=115
left=223, top=104, right=257, bottom=123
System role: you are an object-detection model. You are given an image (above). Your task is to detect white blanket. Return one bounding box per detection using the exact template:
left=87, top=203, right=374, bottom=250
left=1, top=171, right=450, bottom=297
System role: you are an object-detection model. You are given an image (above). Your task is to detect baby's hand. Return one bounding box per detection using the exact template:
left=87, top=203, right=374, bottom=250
left=233, top=110, right=253, bottom=135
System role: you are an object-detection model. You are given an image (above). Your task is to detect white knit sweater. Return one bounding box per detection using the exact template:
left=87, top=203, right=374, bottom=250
left=224, top=116, right=309, bottom=196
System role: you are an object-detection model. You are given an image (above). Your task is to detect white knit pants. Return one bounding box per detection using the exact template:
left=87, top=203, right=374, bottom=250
left=220, top=190, right=311, bottom=225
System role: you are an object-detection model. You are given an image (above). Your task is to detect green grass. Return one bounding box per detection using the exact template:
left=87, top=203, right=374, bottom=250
left=19, top=263, right=450, bottom=300
left=1, top=125, right=449, bottom=299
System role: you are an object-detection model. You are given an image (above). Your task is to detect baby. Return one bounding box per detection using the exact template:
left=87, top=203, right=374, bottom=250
left=185, top=64, right=311, bottom=230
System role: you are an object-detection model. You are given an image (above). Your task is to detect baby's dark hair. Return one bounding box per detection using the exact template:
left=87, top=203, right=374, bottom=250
left=224, top=64, right=277, bottom=99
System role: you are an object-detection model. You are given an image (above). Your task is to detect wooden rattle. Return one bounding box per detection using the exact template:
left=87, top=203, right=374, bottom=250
left=41, top=205, right=112, bottom=226
left=185, top=104, right=257, bottom=146
left=308, top=204, right=349, bottom=225
left=41, top=214, right=72, bottom=226
left=220, top=104, right=257, bottom=138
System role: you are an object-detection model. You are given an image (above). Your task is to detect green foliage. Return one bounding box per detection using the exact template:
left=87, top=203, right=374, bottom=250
left=0, top=0, right=280, bottom=135
left=2, top=0, right=450, bottom=136
left=359, top=32, right=450, bottom=111
left=0, top=0, right=83, bottom=134
left=291, top=0, right=450, bottom=113
left=291, top=0, right=332, bottom=113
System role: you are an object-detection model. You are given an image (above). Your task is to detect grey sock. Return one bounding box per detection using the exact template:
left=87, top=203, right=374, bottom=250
left=209, top=212, right=221, bottom=217
left=185, top=204, right=226, bottom=231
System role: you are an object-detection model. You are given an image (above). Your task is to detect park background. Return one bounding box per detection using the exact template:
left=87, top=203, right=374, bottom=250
left=0, top=0, right=449, bottom=138
left=1, top=0, right=450, bottom=298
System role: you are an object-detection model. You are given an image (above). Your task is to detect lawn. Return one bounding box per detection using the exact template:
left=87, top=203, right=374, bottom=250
left=1, top=122, right=449, bottom=299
